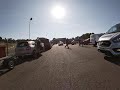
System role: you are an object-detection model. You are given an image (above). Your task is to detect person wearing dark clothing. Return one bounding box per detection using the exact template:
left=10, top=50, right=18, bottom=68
left=78, top=39, right=81, bottom=46
left=78, top=38, right=84, bottom=47
left=81, top=39, right=84, bottom=47
left=65, top=38, right=69, bottom=49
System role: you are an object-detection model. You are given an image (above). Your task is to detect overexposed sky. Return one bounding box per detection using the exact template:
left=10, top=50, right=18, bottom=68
left=0, top=0, right=120, bottom=40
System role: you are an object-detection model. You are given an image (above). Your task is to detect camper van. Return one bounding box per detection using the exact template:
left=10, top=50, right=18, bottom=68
left=97, top=23, right=120, bottom=56
left=90, top=33, right=104, bottom=46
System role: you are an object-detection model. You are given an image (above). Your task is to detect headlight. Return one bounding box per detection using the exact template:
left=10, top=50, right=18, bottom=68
left=112, top=35, right=120, bottom=43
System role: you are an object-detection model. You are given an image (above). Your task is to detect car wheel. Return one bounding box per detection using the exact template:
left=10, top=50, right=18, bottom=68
left=7, top=60, right=15, bottom=70
left=32, top=51, right=37, bottom=58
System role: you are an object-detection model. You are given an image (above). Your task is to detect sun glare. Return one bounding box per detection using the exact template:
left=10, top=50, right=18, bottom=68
left=51, top=5, right=66, bottom=19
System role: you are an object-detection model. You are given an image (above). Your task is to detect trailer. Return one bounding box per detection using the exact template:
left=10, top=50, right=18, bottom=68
left=0, top=55, right=16, bottom=70
left=0, top=44, right=16, bottom=70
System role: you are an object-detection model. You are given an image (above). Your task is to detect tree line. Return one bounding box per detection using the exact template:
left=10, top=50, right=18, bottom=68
left=0, top=37, right=16, bottom=43
left=74, top=33, right=94, bottom=41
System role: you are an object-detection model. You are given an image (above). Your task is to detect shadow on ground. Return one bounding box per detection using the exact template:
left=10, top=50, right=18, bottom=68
left=0, top=54, right=42, bottom=76
left=0, top=66, right=11, bottom=76
left=79, top=45, right=92, bottom=48
left=65, top=47, right=72, bottom=50
left=104, top=56, right=120, bottom=66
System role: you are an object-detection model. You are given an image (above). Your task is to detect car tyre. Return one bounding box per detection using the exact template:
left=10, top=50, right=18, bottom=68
left=3, top=59, right=15, bottom=70
left=7, top=60, right=15, bottom=69
left=32, top=51, right=38, bottom=58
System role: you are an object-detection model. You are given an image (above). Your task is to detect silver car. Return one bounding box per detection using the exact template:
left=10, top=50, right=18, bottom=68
left=97, top=23, right=120, bottom=56
left=15, top=40, right=43, bottom=58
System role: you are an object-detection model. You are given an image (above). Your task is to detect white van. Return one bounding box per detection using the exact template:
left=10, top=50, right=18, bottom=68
left=97, top=23, right=120, bottom=56
left=90, top=33, right=104, bottom=46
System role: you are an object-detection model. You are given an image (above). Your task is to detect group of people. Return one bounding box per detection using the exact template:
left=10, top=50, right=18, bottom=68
left=64, top=38, right=84, bottom=49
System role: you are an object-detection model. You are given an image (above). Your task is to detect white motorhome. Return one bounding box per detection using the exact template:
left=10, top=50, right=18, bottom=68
left=97, top=23, right=120, bottom=56
left=90, top=33, right=104, bottom=46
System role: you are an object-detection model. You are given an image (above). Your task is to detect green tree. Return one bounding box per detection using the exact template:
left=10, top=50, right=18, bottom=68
left=80, top=33, right=92, bottom=39
left=0, top=37, right=2, bottom=42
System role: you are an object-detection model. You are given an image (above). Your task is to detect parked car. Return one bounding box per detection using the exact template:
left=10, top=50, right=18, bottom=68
left=58, top=41, right=64, bottom=46
left=97, top=23, right=120, bottom=57
left=15, top=40, right=43, bottom=58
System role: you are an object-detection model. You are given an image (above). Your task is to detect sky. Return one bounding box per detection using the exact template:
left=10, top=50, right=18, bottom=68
left=0, top=0, right=120, bottom=40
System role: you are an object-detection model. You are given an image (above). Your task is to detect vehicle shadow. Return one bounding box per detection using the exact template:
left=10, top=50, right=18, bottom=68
left=0, top=66, right=11, bottom=76
left=15, top=53, right=43, bottom=65
left=42, top=48, right=51, bottom=52
left=80, top=45, right=92, bottom=48
left=104, top=56, right=120, bottom=66
left=0, top=54, right=42, bottom=76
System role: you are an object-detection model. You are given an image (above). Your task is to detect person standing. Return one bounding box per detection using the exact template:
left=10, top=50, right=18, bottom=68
left=78, top=38, right=84, bottom=47
left=65, top=38, right=69, bottom=49
left=81, top=38, right=84, bottom=47
left=78, top=39, right=81, bottom=46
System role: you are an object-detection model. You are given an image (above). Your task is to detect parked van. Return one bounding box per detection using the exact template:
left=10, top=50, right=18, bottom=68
left=97, top=23, right=120, bottom=56
left=37, top=38, right=51, bottom=50
left=90, top=33, right=104, bottom=46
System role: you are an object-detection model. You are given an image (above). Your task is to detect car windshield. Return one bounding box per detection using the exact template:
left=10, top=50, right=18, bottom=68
left=28, top=41, right=35, bottom=45
left=17, top=42, right=28, bottom=47
left=106, top=25, right=120, bottom=34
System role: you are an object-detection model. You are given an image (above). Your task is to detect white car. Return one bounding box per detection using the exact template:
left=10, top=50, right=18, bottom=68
left=97, top=23, right=120, bottom=57
left=15, top=40, right=43, bottom=58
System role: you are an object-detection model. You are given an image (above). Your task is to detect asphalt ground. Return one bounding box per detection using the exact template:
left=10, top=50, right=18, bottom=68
left=0, top=44, right=120, bottom=90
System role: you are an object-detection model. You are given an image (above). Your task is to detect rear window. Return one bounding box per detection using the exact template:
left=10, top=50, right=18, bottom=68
left=40, top=39, right=49, bottom=43
left=28, top=41, right=35, bottom=45
left=17, top=42, right=28, bottom=47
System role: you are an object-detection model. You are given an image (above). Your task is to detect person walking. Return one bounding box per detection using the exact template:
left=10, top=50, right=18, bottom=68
left=65, top=38, right=69, bottom=49
left=78, top=39, right=81, bottom=46
left=78, top=38, right=84, bottom=47
left=81, top=38, right=84, bottom=47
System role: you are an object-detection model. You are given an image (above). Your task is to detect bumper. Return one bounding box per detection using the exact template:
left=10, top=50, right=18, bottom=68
left=97, top=42, right=120, bottom=56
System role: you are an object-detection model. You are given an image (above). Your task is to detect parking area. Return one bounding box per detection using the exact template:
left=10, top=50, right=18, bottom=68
left=0, top=44, right=120, bottom=90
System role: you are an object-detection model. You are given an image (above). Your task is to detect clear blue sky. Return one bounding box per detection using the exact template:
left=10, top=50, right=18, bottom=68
left=0, top=0, right=120, bottom=40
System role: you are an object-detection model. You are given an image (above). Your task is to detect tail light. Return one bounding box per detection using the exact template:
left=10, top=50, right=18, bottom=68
left=26, top=46, right=31, bottom=50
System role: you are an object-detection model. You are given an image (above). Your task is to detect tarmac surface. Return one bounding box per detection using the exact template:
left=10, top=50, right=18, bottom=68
left=0, top=44, right=120, bottom=90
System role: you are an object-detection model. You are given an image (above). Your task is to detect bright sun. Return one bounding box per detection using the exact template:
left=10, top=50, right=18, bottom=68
left=51, top=5, right=66, bottom=19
